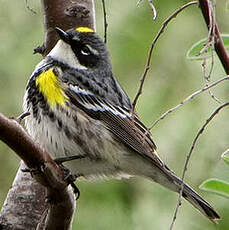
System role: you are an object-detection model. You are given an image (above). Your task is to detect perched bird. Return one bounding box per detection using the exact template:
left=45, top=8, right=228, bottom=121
left=23, top=26, right=220, bottom=222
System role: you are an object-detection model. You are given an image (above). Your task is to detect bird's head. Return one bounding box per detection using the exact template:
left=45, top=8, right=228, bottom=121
left=48, top=27, right=110, bottom=70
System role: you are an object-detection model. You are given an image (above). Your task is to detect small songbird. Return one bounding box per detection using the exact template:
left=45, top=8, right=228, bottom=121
left=23, top=27, right=220, bottom=222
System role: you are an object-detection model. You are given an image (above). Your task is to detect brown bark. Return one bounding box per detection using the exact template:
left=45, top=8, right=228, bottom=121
left=0, top=113, right=74, bottom=230
left=35, top=0, right=95, bottom=56
left=0, top=0, right=95, bottom=229
left=0, top=162, right=46, bottom=230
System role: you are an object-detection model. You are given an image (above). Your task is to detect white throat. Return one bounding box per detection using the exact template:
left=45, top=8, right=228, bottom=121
left=48, top=40, right=87, bottom=70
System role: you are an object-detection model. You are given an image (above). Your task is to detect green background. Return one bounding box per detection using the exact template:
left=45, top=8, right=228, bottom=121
left=0, top=0, right=229, bottom=229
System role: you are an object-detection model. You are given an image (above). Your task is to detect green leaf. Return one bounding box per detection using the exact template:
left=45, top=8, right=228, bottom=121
left=199, top=178, right=229, bottom=199
left=186, top=34, right=229, bottom=60
left=221, top=149, right=229, bottom=167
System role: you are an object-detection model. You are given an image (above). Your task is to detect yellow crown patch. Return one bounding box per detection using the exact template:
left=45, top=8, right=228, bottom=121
left=76, top=27, right=94, bottom=33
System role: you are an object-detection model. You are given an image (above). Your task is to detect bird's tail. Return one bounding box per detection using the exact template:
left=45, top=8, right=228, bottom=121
left=179, top=177, right=220, bottom=223
left=121, top=153, right=220, bottom=222
left=149, top=166, right=220, bottom=223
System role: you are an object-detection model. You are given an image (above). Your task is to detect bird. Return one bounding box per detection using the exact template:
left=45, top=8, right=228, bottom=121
left=23, top=26, right=220, bottom=223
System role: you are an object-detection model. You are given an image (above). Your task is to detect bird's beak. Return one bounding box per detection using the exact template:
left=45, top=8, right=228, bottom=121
left=55, top=27, right=70, bottom=44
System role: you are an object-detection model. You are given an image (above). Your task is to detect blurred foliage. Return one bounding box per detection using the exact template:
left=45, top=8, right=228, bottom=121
left=222, top=148, right=229, bottom=166
left=186, top=34, right=229, bottom=60
left=200, top=178, right=229, bottom=199
left=0, top=0, right=229, bottom=229
left=200, top=149, right=229, bottom=198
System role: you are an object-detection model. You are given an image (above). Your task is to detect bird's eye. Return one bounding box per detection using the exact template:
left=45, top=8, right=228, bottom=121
left=81, top=46, right=91, bottom=56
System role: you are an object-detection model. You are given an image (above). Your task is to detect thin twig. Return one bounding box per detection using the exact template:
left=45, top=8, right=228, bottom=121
left=202, top=51, right=221, bottom=103
left=207, top=1, right=221, bottom=103
left=206, top=81, right=221, bottom=103
left=201, top=0, right=221, bottom=103
left=169, top=101, right=229, bottom=230
left=148, top=0, right=157, bottom=20
left=16, top=111, right=30, bottom=124
left=202, top=3, right=214, bottom=79
left=136, top=0, right=157, bottom=20
left=199, top=0, right=229, bottom=74
left=132, top=1, right=198, bottom=111
left=170, top=1, right=229, bottom=228
left=25, top=0, right=37, bottom=14
left=101, top=0, right=108, bottom=43
left=136, top=0, right=143, bottom=6
left=149, top=75, right=229, bottom=129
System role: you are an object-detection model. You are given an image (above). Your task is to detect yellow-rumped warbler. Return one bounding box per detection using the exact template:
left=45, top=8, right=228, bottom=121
left=23, top=27, right=220, bottom=222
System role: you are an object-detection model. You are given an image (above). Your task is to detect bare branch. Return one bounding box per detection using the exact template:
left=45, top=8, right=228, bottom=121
left=132, top=1, right=198, bottom=111
left=25, top=0, right=37, bottom=14
left=37, top=186, right=76, bottom=230
left=0, top=113, right=75, bottom=230
left=0, top=114, right=52, bottom=168
left=1, top=1, right=96, bottom=229
left=169, top=1, right=229, bottom=228
left=200, top=0, right=221, bottom=103
left=150, top=75, right=229, bottom=129
left=137, top=0, right=157, bottom=20
left=147, top=0, right=157, bottom=20
left=170, top=101, right=229, bottom=230
left=199, top=0, right=229, bottom=74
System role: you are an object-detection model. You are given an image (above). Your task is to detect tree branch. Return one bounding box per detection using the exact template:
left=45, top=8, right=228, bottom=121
left=0, top=0, right=95, bottom=229
left=0, top=113, right=75, bottom=230
left=199, top=0, right=229, bottom=74
left=0, top=162, right=46, bottom=230
left=150, top=75, right=229, bottom=129
left=169, top=2, right=229, bottom=227
left=170, top=102, right=229, bottom=229
left=132, top=1, right=198, bottom=111
left=101, top=0, right=108, bottom=43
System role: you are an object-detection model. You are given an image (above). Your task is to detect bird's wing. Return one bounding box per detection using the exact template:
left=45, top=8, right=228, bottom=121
left=64, top=82, right=164, bottom=166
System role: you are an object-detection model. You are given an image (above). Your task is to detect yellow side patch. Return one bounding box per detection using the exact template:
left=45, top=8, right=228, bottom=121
left=36, top=69, right=68, bottom=107
left=76, top=27, right=94, bottom=33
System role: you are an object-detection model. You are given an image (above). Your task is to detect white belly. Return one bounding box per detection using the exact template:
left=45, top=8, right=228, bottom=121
left=24, top=100, right=131, bottom=180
